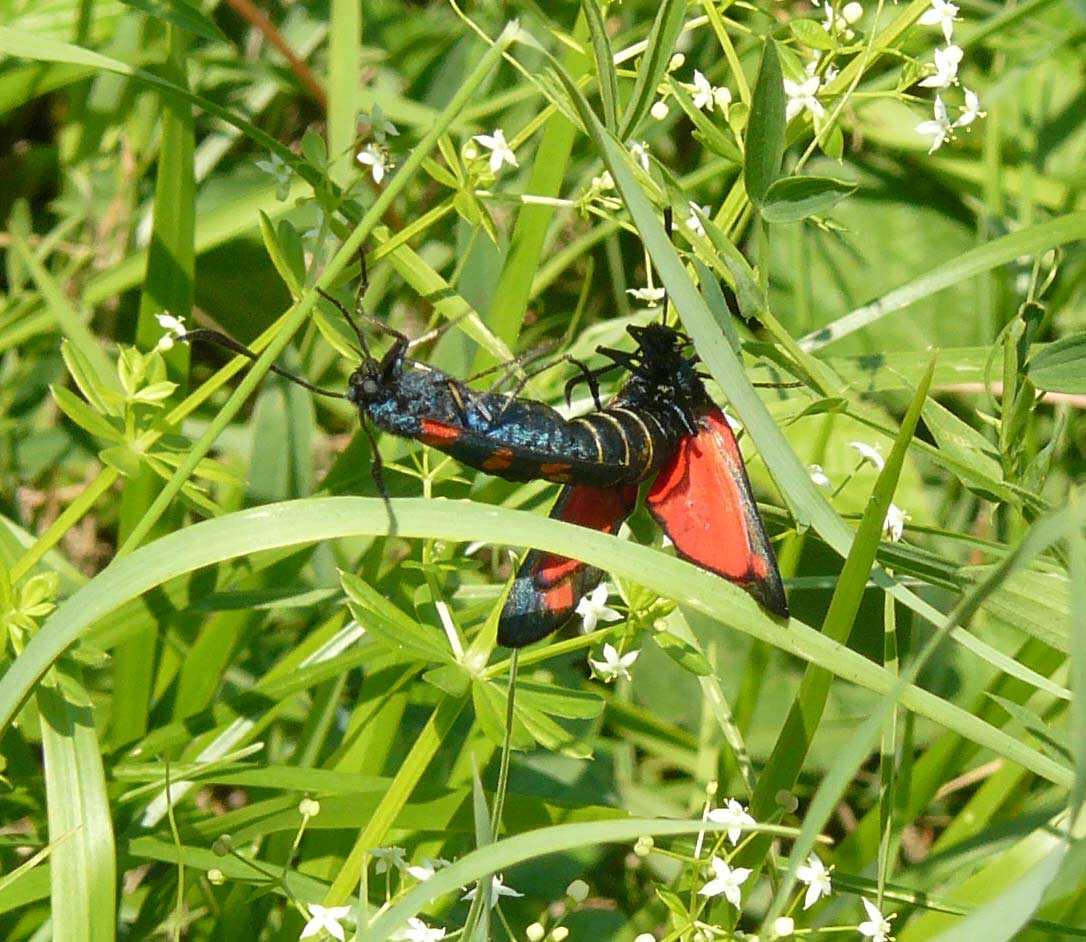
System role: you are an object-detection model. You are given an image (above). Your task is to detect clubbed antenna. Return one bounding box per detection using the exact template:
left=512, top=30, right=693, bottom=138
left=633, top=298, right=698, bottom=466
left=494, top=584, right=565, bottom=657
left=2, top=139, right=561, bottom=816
left=660, top=205, right=673, bottom=328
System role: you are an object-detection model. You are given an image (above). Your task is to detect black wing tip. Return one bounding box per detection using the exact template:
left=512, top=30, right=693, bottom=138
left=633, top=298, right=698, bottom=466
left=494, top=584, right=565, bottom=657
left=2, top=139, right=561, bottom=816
left=497, top=609, right=572, bottom=648
left=498, top=576, right=578, bottom=648
left=747, top=578, right=789, bottom=619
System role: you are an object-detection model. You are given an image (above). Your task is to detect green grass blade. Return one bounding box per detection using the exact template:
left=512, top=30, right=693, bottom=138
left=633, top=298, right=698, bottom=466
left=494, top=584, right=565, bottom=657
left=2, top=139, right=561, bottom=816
left=365, top=817, right=748, bottom=942
left=765, top=504, right=1083, bottom=927
left=799, top=213, right=1086, bottom=352
left=39, top=663, right=116, bottom=942
left=617, top=0, right=685, bottom=139
left=113, top=22, right=197, bottom=747
left=479, top=25, right=584, bottom=354
left=0, top=497, right=1069, bottom=788
left=116, top=22, right=520, bottom=554
left=582, top=0, right=618, bottom=132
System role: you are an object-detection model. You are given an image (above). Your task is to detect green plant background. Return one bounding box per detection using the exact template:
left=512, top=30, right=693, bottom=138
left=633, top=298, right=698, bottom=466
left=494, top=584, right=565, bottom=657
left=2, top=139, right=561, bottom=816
left=0, top=0, right=1084, bottom=940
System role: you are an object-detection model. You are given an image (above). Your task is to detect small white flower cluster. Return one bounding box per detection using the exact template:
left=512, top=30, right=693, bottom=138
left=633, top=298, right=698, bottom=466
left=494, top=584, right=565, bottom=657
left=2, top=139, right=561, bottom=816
left=154, top=312, right=187, bottom=353
left=357, top=143, right=394, bottom=184
left=626, top=285, right=666, bottom=308
left=462, top=873, right=524, bottom=908
left=817, top=0, right=865, bottom=42
left=784, top=74, right=825, bottom=124
left=859, top=897, right=896, bottom=942
left=914, top=0, right=986, bottom=152
left=326, top=850, right=523, bottom=942
left=694, top=798, right=838, bottom=914
left=300, top=904, right=352, bottom=941
left=682, top=800, right=894, bottom=939
left=689, top=69, right=732, bottom=114
left=356, top=104, right=400, bottom=184
left=649, top=63, right=733, bottom=125
left=568, top=584, right=641, bottom=683
left=846, top=441, right=911, bottom=542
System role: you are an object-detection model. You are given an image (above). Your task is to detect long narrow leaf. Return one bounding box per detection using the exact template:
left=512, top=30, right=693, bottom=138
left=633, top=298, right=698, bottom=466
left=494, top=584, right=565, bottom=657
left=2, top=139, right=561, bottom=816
left=0, top=497, right=1070, bottom=789
left=617, top=0, right=685, bottom=139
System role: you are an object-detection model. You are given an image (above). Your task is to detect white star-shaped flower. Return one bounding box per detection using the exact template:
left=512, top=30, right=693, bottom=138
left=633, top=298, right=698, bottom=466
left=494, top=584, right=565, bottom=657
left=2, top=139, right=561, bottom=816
left=919, top=44, right=963, bottom=89
left=356, top=143, right=393, bottom=184
left=822, top=1, right=836, bottom=31
left=784, top=76, right=825, bottom=122
left=300, top=904, right=351, bottom=941
left=697, top=856, right=751, bottom=908
left=706, top=798, right=756, bottom=846
left=883, top=503, right=910, bottom=542
left=473, top=130, right=518, bottom=173
left=391, top=916, right=446, bottom=942
left=685, top=202, right=710, bottom=237
left=808, top=464, right=832, bottom=489
left=919, top=0, right=960, bottom=42
left=154, top=312, right=187, bottom=352
left=371, top=845, right=407, bottom=874
left=795, top=853, right=833, bottom=909
left=589, top=642, right=640, bottom=682
left=955, top=88, right=986, bottom=127
left=686, top=72, right=731, bottom=113
left=690, top=70, right=716, bottom=110
left=916, top=95, right=954, bottom=152
left=858, top=897, right=894, bottom=942
left=405, top=856, right=450, bottom=881
left=626, top=286, right=666, bottom=306
left=847, top=441, right=885, bottom=471
left=462, top=874, right=524, bottom=909
left=575, top=584, right=623, bottom=633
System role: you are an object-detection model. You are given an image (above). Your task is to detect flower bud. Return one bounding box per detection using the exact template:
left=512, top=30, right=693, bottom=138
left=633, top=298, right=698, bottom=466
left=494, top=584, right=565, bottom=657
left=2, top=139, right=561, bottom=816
left=566, top=879, right=589, bottom=903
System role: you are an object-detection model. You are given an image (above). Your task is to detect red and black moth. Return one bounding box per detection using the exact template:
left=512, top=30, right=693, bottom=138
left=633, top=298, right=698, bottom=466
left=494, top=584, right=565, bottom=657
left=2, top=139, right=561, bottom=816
left=497, top=323, right=788, bottom=647
left=180, top=288, right=787, bottom=648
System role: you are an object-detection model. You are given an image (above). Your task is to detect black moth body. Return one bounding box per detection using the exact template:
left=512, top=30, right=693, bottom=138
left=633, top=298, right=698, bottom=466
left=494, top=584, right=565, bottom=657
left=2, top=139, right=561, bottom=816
left=182, top=311, right=788, bottom=650
left=348, top=322, right=711, bottom=490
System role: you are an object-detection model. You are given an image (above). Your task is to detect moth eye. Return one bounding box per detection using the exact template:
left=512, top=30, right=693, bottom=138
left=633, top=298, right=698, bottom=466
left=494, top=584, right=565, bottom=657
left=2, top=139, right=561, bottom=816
left=363, top=379, right=379, bottom=396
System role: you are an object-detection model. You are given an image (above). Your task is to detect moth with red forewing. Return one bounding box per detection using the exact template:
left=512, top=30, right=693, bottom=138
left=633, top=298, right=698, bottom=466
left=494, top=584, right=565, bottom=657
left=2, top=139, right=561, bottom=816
left=179, top=275, right=787, bottom=648
left=498, top=323, right=787, bottom=648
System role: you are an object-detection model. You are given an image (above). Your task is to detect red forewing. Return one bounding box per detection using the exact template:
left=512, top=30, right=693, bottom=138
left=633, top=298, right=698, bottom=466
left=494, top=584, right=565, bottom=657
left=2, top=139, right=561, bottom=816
left=646, top=409, right=788, bottom=617
left=498, top=483, right=638, bottom=647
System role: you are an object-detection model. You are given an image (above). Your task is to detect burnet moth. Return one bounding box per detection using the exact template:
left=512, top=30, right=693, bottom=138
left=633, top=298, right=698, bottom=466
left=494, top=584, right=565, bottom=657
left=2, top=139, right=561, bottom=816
left=497, top=322, right=788, bottom=647
left=181, top=294, right=695, bottom=497
left=179, top=259, right=788, bottom=648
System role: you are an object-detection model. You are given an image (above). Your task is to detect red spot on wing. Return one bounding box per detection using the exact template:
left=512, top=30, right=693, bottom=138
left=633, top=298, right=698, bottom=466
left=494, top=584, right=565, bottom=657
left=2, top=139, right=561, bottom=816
left=498, top=483, right=638, bottom=647
left=647, top=409, right=788, bottom=616
left=418, top=419, right=463, bottom=445
left=537, top=579, right=576, bottom=615
left=531, top=484, right=637, bottom=587
left=481, top=447, right=515, bottom=471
